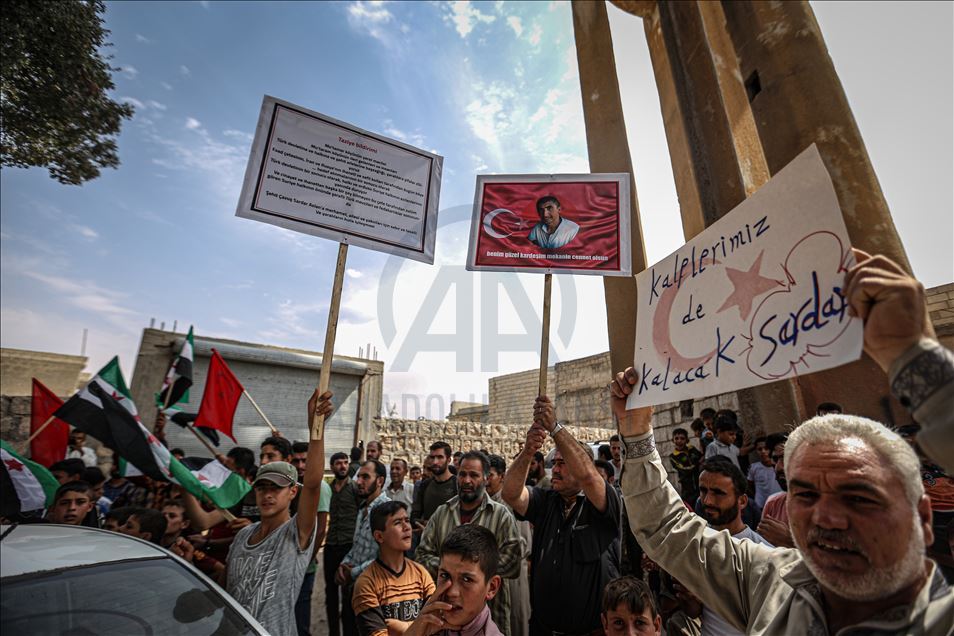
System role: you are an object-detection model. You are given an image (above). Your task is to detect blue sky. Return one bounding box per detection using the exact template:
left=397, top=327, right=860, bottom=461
left=2, top=1, right=951, bottom=418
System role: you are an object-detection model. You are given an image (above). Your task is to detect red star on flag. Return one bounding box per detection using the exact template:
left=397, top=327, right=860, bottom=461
left=4, top=458, right=25, bottom=472
left=716, top=250, right=783, bottom=321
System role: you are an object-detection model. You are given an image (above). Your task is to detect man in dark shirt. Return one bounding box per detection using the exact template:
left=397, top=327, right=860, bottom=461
left=410, top=441, right=457, bottom=540
left=327, top=451, right=360, bottom=636
left=503, top=396, right=621, bottom=636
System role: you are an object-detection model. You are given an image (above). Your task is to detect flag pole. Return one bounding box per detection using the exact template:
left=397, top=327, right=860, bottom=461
left=26, top=415, right=57, bottom=444
left=243, top=390, right=279, bottom=435
left=186, top=425, right=219, bottom=457
left=312, top=242, right=349, bottom=440
left=538, top=273, right=553, bottom=396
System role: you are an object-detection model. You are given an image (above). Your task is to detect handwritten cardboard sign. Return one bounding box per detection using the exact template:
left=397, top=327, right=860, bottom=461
left=627, top=145, right=863, bottom=408
left=236, top=95, right=442, bottom=264
left=465, top=174, right=632, bottom=276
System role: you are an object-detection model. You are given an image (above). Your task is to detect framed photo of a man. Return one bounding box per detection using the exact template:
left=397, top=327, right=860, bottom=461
left=466, top=173, right=632, bottom=276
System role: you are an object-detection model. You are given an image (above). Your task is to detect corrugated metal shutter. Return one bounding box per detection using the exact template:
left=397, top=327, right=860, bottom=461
left=163, top=348, right=361, bottom=462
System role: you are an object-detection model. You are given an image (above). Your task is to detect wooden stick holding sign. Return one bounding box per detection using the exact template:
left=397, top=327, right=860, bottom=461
left=538, top=273, right=553, bottom=396
left=312, top=243, right=349, bottom=440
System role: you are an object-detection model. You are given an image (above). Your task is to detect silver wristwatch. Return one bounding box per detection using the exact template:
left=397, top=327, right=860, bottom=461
left=549, top=421, right=564, bottom=437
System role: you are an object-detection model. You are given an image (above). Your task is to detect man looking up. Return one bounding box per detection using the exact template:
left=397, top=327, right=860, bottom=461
left=411, top=441, right=457, bottom=538
left=417, top=451, right=523, bottom=633
left=327, top=451, right=360, bottom=636
left=352, top=501, right=435, bottom=636
left=47, top=481, right=95, bottom=525
left=226, top=389, right=333, bottom=635
left=337, top=460, right=390, bottom=601
left=387, top=458, right=414, bottom=507
left=607, top=249, right=954, bottom=634
left=503, top=396, right=622, bottom=636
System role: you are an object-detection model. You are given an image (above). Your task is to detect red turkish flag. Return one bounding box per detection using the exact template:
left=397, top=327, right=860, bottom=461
left=30, top=378, right=69, bottom=467
left=194, top=350, right=244, bottom=442
left=472, top=180, right=622, bottom=271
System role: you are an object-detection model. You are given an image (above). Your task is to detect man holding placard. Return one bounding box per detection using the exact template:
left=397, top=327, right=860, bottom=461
left=609, top=249, right=954, bottom=633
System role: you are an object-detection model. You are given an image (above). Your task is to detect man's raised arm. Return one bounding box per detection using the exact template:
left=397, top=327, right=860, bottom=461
left=845, top=249, right=954, bottom=472
left=502, top=424, right=546, bottom=517
left=296, top=389, right=333, bottom=550
left=534, top=396, right=607, bottom=512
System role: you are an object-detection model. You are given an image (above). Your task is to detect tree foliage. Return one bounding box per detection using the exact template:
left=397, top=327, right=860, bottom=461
left=1, top=0, right=134, bottom=185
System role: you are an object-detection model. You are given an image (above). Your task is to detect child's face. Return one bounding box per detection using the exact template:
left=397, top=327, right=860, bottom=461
left=673, top=433, right=687, bottom=449
left=119, top=515, right=149, bottom=542
left=716, top=429, right=735, bottom=445
left=601, top=602, right=661, bottom=635
left=436, top=553, right=500, bottom=629
left=757, top=442, right=771, bottom=464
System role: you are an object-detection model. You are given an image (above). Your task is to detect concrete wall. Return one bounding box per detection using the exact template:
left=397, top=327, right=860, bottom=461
left=0, top=348, right=87, bottom=396
left=129, top=329, right=383, bottom=461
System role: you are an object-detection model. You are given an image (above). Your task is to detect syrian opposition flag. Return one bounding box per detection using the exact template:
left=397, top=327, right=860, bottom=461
left=1, top=440, right=59, bottom=516
left=186, top=459, right=251, bottom=509
left=194, top=350, right=243, bottom=442
left=30, top=378, right=69, bottom=467
left=55, top=378, right=249, bottom=508
left=156, top=326, right=194, bottom=413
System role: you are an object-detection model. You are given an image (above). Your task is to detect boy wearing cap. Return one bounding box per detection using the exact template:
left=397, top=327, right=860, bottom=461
left=226, top=390, right=333, bottom=636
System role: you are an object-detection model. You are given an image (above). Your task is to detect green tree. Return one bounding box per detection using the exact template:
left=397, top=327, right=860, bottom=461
left=1, top=0, right=134, bottom=185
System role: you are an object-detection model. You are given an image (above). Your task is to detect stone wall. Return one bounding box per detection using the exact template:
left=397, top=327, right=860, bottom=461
left=0, top=348, right=87, bottom=396
left=554, top=352, right=614, bottom=429
left=0, top=396, right=32, bottom=447
left=488, top=367, right=555, bottom=429
left=927, top=283, right=954, bottom=351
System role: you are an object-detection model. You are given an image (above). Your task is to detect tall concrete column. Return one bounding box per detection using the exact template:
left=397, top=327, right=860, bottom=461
left=571, top=0, right=649, bottom=378
left=644, top=0, right=804, bottom=429
left=720, top=1, right=909, bottom=424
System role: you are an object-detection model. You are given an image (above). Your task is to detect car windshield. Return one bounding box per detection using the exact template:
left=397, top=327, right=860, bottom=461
left=1, top=557, right=255, bottom=635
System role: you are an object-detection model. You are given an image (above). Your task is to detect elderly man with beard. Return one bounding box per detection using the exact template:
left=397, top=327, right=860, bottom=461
left=503, top=397, right=622, bottom=636
left=609, top=250, right=954, bottom=634
left=417, top=451, right=524, bottom=634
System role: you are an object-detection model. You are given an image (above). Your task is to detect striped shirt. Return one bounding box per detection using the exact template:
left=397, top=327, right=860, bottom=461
left=353, top=558, right=435, bottom=636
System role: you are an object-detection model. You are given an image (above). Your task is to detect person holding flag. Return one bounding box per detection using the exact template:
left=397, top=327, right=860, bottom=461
left=156, top=326, right=194, bottom=414
left=226, top=388, right=334, bottom=635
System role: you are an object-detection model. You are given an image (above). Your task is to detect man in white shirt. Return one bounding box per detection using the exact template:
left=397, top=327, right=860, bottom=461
left=527, top=195, right=579, bottom=250
left=66, top=430, right=98, bottom=468
left=386, top=458, right=414, bottom=507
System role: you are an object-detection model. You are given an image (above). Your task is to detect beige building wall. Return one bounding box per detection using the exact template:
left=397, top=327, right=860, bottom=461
left=0, top=348, right=87, bottom=396
left=927, top=283, right=954, bottom=352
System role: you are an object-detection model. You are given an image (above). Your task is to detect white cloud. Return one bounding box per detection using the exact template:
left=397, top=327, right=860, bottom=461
left=382, top=121, right=426, bottom=148
left=443, top=1, right=496, bottom=38
left=180, top=65, right=191, bottom=77
left=161, top=81, right=174, bottom=91
left=506, top=15, right=523, bottom=36
left=73, top=225, right=99, bottom=240
left=121, top=96, right=145, bottom=109
left=147, top=100, right=167, bottom=111
left=122, top=66, right=139, bottom=80
left=185, top=117, right=202, bottom=130
left=220, top=317, right=243, bottom=328
left=23, top=272, right=140, bottom=328
left=135, top=33, right=152, bottom=44
left=223, top=129, right=254, bottom=142
left=346, top=268, right=364, bottom=279
left=146, top=122, right=251, bottom=198
left=347, top=1, right=396, bottom=44
left=527, top=22, right=543, bottom=46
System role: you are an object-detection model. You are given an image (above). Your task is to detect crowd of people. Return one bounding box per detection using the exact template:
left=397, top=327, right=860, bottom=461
left=5, top=251, right=953, bottom=635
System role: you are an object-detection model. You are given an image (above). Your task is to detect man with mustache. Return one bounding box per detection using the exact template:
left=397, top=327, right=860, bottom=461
left=417, top=451, right=524, bottom=634
left=503, top=396, right=622, bottom=636
left=609, top=250, right=954, bottom=633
